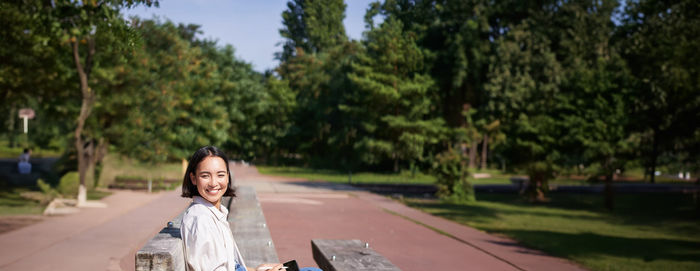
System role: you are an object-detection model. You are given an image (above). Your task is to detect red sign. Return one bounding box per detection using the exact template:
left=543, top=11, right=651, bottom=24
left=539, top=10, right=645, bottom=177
left=18, top=108, right=35, bottom=119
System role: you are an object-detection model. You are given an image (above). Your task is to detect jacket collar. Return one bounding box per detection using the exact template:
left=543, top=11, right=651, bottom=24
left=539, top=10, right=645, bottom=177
left=193, top=196, right=228, bottom=221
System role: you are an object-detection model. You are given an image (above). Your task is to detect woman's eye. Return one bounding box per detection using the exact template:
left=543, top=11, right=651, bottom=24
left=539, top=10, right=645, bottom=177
left=218, top=174, right=226, bottom=178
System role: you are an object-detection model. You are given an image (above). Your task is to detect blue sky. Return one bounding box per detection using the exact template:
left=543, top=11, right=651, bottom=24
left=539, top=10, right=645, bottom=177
left=124, top=0, right=376, bottom=72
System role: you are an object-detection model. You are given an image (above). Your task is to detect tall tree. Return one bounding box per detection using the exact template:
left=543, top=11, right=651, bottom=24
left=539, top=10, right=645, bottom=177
left=104, top=20, right=229, bottom=166
left=377, top=0, right=541, bottom=169
left=105, top=18, right=296, bottom=168
left=551, top=0, right=633, bottom=209
left=278, top=0, right=348, bottom=61
left=484, top=18, right=564, bottom=201
left=17, top=0, right=156, bottom=203
left=5, top=0, right=154, bottom=204
left=0, top=0, right=76, bottom=150
left=619, top=0, right=700, bottom=183
left=277, top=0, right=355, bottom=167
left=348, top=17, right=445, bottom=172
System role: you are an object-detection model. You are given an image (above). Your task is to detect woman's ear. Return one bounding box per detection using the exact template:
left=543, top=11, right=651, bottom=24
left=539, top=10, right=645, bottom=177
left=190, top=172, right=196, bottom=185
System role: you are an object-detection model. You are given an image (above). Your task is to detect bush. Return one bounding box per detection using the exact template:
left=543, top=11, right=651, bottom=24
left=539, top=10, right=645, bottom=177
left=431, top=148, right=475, bottom=202
left=58, top=172, right=80, bottom=198
left=444, top=180, right=476, bottom=203
left=36, top=178, right=59, bottom=202
left=524, top=162, right=555, bottom=202
left=24, top=178, right=59, bottom=204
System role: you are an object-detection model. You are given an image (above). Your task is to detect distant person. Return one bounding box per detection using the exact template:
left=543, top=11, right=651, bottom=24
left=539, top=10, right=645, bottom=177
left=18, top=148, right=31, bottom=174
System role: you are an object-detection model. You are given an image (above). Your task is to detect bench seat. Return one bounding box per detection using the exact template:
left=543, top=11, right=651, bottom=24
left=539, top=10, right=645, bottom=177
left=136, top=186, right=278, bottom=271
left=312, top=239, right=401, bottom=271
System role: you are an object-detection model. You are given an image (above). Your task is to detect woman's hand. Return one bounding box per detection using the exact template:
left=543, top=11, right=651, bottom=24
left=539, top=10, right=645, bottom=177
left=254, top=263, right=285, bottom=271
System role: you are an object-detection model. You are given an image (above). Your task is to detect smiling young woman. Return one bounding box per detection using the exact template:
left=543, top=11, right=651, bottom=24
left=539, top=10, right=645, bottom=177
left=180, top=146, right=286, bottom=271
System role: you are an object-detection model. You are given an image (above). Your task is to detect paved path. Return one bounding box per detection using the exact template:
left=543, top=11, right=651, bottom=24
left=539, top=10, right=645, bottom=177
left=0, top=189, right=189, bottom=271
left=233, top=164, right=587, bottom=271
left=0, top=164, right=587, bottom=271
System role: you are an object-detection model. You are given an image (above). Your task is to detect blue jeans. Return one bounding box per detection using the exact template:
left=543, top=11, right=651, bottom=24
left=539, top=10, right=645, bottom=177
left=236, top=263, right=322, bottom=271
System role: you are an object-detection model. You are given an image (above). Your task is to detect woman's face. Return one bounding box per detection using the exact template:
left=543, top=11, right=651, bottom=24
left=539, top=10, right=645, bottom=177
left=190, top=156, right=229, bottom=208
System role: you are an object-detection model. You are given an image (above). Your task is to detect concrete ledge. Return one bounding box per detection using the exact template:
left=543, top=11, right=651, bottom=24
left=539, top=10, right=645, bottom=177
left=229, top=186, right=279, bottom=267
left=135, top=212, right=185, bottom=271
left=312, top=239, right=401, bottom=271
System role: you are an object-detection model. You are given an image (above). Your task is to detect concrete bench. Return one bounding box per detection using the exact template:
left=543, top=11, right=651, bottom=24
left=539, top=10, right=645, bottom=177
left=311, top=239, right=401, bottom=271
left=228, top=186, right=279, bottom=267
left=136, top=186, right=278, bottom=271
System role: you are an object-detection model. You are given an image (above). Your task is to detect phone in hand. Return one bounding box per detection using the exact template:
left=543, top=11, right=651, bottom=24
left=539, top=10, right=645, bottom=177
left=283, top=260, right=300, bottom=271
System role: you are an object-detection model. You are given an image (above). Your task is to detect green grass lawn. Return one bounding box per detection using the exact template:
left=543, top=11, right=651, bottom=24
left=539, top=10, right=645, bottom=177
left=0, top=140, right=62, bottom=159
left=0, top=152, right=179, bottom=216
left=258, top=166, right=695, bottom=187
left=98, top=154, right=183, bottom=187
left=0, top=188, right=45, bottom=216
left=87, top=189, right=112, bottom=200
left=258, top=166, right=597, bottom=186
left=0, top=187, right=113, bottom=216
left=257, top=166, right=437, bottom=185
left=257, top=166, right=540, bottom=185
left=403, top=193, right=700, bottom=271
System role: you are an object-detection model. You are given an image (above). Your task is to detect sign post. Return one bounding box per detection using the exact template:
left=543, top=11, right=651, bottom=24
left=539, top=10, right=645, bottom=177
left=18, top=108, right=35, bottom=134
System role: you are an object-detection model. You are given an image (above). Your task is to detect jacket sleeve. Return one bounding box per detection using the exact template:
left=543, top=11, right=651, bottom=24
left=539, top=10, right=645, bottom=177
left=181, top=215, right=228, bottom=271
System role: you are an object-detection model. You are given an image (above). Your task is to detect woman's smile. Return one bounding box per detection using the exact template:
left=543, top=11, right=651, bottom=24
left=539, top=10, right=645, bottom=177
left=205, top=187, right=222, bottom=195
left=190, top=156, right=229, bottom=209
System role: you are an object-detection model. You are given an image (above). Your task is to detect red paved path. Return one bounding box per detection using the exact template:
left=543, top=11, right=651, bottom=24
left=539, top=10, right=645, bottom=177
left=0, top=164, right=586, bottom=270
left=0, top=189, right=189, bottom=271
left=233, top=164, right=587, bottom=271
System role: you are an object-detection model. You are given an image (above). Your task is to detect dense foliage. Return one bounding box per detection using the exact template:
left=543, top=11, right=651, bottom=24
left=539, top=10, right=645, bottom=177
left=272, top=0, right=698, bottom=204
left=2, top=0, right=698, bottom=203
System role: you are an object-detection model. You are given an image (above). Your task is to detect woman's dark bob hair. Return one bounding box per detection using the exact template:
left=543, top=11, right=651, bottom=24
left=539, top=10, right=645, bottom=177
left=181, top=146, right=236, bottom=198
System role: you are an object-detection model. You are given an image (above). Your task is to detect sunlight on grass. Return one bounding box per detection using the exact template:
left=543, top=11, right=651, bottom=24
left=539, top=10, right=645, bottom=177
left=87, top=190, right=112, bottom=201
left=257, top=166, right=436, bottom=185
left=98, top=154, right=182, bottom=187
left=0, top=187, right=112, bottom=216
left=404, top=193, right=700, bottom=271
left=259, top=166, right=593, bottom=186
left=0, top=140, right=62, bottom=158
left=0, top=188, right=43, bottom=216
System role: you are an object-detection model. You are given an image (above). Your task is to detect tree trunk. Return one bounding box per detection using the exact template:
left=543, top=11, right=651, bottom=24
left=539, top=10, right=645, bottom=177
left=649, top=129, right=659, bottom=183
left=604, top=173, right=614, bottom=210
left=468, top=141, right=477, bottom=168
left=8, top=106, right=17, bottom=148
left=393, top=153, right=399, bottom=173
left=480, top=134, right=488, bottom=170
left=86, top=138, right=108, bottom=188
left=75, top=98, right=94, bottom=206
left=72, top=38, right=96, bottom=206
left=526, top=173, right=548, bottom=202
left=695, top=190, right=700, bottom=218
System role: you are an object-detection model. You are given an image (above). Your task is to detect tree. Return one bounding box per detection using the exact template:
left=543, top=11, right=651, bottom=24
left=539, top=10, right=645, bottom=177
left=559, top=56, right=633, bottom=210
left=619, top=0, right=700, bottom=183
left=277, top=0, right=356, bottom=168
left=278, top=0, right=348, bottom=61
left=103, top=19, right=229, bottom=166
left=202, top=43, right=296, bottom=161
left=0, top=0, right=76, bottom=151
left=548, top=0, right=634, bottom=210
left=376, top=0, right=546, bottom=170
left=104, top=18, right=293, bottom=169
left=348, top=16, right=445, bottom=172
left=484, top=19, right=564, bottom=202
left=3, top=0, right=156, bottom=202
